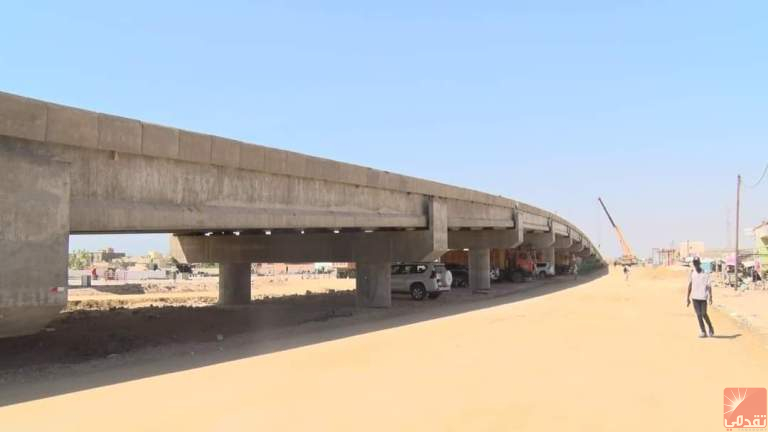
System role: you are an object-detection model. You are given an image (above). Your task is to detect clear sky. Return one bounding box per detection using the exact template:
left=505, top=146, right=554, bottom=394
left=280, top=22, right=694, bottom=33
left=3, top=1, right=766, bottom=258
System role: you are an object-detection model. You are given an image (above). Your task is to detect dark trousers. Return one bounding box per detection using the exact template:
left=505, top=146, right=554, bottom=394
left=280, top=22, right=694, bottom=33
left=692, top=299, right=714, bottom=334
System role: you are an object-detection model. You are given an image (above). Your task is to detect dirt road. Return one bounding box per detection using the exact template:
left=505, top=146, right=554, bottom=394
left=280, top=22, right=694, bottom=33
left=1, top=268, right=766, bottom=431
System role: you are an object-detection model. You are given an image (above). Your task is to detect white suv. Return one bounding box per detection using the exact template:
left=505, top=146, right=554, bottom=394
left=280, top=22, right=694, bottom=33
left=391, top=262, right=452, bottom=300
left=535, top=262, right=555, bottom=278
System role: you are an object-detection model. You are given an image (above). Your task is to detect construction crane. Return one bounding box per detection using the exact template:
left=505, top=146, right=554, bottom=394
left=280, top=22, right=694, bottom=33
left=598, top=197, right=639, bottom=266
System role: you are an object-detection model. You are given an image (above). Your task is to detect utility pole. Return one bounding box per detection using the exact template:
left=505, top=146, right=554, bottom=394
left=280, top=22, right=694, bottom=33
left=734, top=174, right=741, bottom=289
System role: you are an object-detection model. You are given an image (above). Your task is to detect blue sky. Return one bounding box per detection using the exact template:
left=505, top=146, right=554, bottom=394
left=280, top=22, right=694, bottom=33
left=2, top=1, right=766, bottom=258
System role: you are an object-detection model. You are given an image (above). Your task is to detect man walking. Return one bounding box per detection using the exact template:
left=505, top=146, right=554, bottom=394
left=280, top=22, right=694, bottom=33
left=686, top=258, right=715, bottom=338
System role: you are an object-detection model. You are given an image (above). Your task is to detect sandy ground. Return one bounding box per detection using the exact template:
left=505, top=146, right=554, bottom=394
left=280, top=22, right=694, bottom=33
left=1, top=267, right=767, bottom=431
left=0, top=276, right=556, bottom=375
left=711, top=276, right=768, bottom=345
left=66, top=275, right=354, bottom=309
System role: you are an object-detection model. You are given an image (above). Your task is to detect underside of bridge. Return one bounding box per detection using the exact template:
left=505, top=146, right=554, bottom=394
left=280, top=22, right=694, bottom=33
left=0, top=91, right=602, bottom=338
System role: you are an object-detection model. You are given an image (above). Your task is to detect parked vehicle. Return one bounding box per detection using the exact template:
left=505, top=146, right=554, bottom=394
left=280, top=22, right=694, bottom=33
left=490, top=267, right=503, bottom=282
left=336, top=268, right=356, bottom=279
left=535, top=262, right=555, bottom=278
left=175, top=263, right=194, bottom=274
left=505, top=251, right=536, bottom=282
left=444, top=263, right=468, bottom=288
left=391, top=262, right=452, bottom=300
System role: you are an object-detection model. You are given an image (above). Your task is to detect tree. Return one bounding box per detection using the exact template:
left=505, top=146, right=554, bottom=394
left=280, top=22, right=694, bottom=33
left=68, top=249, right=91, bottom=270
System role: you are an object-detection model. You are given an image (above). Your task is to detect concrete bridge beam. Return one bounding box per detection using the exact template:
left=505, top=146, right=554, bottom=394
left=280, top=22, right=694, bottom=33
left=553, top=234, right=573, bottom=249
left=525, top=230, right=556, bottom=249
left=569, top=240, right=585, bottom=253
left=447, top=227, right=523, bottom=250
left=172, top=198, right=448, bottom=264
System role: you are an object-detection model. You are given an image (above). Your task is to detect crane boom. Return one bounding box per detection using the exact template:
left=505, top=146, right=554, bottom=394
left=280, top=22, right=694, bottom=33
left=598, top=197, right=617, bottom=228
left=598, top=197, right=637, bottom=264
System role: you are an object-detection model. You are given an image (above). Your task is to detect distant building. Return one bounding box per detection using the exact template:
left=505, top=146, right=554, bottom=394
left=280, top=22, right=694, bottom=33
left=754, top=221, right=768, bottom=270
left=254, top=263, right=317, bottom=276
left=697, top=248, right=752, bottom=261
left=677, top=241, right=705, bottom=258
left=91, top=247, right=125, bottom=263
left=652, top=248, right=677, bottom=266
left=123, top=253, right=168, bottom=271
left=332, top=262, right=356, bottom=278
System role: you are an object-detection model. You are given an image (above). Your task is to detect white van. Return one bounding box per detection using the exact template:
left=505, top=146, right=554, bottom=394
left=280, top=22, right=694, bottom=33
left=391, top=262, right=452, bottom=300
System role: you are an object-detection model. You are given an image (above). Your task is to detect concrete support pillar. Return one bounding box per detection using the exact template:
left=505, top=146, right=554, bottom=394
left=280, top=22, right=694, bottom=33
left=218, top=262, right=252, bottom=305
left=469, top=249, right=491, bottom=292
left=544, top=247, right=555, bottom=267
left=356, top=261, right=392, bottom=308
left=0, top=144, right=69, bottom=337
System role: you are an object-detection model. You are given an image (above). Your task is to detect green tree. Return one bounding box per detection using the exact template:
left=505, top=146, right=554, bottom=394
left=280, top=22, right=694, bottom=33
left=68, top=249, right=91, bottom=270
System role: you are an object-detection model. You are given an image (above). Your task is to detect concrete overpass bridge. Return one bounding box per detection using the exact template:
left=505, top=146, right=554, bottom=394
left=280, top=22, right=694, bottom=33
left=0, top=91, right=603, bottom=338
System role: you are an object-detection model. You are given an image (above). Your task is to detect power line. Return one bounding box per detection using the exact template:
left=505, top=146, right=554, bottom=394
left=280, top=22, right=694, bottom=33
left=746, top=162, right=768, bottom=189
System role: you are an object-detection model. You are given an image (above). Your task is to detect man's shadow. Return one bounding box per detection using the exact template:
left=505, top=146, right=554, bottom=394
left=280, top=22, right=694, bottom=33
left=710, top=334, right=742, bottom=339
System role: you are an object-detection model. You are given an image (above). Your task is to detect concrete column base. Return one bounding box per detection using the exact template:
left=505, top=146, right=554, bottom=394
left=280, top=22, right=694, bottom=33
left=218, top=262, right=252, bottom=305
left=356, top=261, right=392, bottom=308
left=469, top=249, right=491, bottom=293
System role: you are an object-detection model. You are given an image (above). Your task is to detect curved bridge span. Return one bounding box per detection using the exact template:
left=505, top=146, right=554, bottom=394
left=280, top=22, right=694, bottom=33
left=0, top=91, right=602, bottom=337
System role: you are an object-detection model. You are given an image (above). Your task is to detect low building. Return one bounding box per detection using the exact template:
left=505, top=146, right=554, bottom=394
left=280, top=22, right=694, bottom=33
left=332, top=262, right=356, bottom=278
left=331, top=262, right=355, bottom=270
left=91, top=247, right=125, bottom=263
left=254, top=263, right=317, bottom=276
left=754, top=221, right=768, bottom=271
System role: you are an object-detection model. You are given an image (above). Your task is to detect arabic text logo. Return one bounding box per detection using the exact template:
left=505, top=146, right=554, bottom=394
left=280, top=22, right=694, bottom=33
left=724, top=388, right=767, bottom=430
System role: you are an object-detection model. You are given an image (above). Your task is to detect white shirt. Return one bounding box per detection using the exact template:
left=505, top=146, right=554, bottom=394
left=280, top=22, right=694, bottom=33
left=689, top=270, right=710, bottom=300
